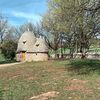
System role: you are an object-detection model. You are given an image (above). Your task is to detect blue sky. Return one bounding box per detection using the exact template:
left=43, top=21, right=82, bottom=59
left=0, top=0, right=48, bottom=26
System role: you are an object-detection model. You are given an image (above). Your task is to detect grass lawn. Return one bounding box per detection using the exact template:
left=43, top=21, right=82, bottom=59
left=0, top=59, right=100, bottom=100
left=89, top=47, right=100, bottom=52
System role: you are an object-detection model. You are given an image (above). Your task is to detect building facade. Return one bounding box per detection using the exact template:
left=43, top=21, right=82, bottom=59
left=16, top=31, right=49, bottom=61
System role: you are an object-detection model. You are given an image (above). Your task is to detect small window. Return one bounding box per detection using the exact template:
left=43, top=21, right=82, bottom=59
left=23, top=41, right=26, bottom=44
left=36, top=44, right=39, bottom=47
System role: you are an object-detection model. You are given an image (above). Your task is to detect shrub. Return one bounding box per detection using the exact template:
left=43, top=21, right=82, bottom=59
left=1, top=40, right=17, bottom=60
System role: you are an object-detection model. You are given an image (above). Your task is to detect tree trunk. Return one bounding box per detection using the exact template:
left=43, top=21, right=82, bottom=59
left=80, top=43, right=86, bottom=59
left=69, top=47, right=74, bottom=58
left=54, top=50, right=58, bottom=59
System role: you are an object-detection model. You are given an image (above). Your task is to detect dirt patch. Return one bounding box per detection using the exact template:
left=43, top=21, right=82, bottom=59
left=11, top=75, right=20, bottom=79
left=28, top=77, right=34, bottom=80
left=42, top=82, right=50, bottom=86
left=65, top=79, right=93, bottom=94
left=29, top=91, right=59, bottom=100
left=66, top=84, right=92, bottom=93
left=71, top=79, right=88, bottom=84
left=0, top=62, right=23, bottom=68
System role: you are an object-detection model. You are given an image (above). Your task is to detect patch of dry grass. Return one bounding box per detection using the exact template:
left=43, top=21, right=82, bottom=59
left=0, top=60, right=100, bottom=100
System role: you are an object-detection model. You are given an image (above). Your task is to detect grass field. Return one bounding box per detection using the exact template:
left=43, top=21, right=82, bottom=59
left=0, top=60, right=100, bottom=100
left=89, top=47, right=100, bottom=52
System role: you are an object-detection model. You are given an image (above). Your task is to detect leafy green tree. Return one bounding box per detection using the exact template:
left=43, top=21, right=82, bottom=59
left=1, top=40, right=17, bottom=60
left=0, top=12, right=16, bottom=52
left=43, top=0, right=100, bottom=58
left=42, top=11, right=62, bottom=58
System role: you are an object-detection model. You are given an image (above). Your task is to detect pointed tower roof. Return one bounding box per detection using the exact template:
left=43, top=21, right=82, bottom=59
left=33, top=36, right=48, bottom=53
left=17, top=31, right=36, bottom=52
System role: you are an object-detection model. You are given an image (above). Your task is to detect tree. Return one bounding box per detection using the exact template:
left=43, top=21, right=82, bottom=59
left=0, top=13, right=8, bottom=44
left=42, top=0, right=100, bottom=58
left=14, top=22, right=42, bottom=40
left=1, top=40, right=17, bottom=60
left=0, top=13, right=16, bottom=53
left=42, top=10, right=62, bottom=58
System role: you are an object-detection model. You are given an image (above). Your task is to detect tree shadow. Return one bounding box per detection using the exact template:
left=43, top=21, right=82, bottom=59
left=0, top=60, right=17, bottom=64
left=67, top=59, right=100, bottom=75
left=0, top=87, right=4, bottom=100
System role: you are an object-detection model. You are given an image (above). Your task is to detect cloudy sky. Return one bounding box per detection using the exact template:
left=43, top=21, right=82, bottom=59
left=0, top=0, right=48, bottom=26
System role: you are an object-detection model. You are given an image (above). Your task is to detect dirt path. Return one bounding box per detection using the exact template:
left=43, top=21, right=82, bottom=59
left=0, top=62, right=24, bottom=68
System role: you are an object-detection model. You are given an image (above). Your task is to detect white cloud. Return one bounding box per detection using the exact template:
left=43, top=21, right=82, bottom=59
left=11, top=10, right=42, bottom=22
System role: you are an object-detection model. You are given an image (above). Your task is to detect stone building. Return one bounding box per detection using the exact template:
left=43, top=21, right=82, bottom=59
left=16, top=31, right=49, bottom=61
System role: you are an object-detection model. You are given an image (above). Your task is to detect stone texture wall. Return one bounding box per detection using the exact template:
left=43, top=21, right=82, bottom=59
left=33, top=53, right=48, bottom=61
left=26, top=53, right=34, bottom=62
left=86, top=53, right=100, bottom=60
left=16, top=52, right=26, bottom=62
left=73, top=53, right=100, bottom=60
left=25, top=53, right=48, bottom=61
left=16, top=53, right=20, bottom=61
left=16, top=53, right=23, bottom=61
left=16, top=53, right=48, bottom=62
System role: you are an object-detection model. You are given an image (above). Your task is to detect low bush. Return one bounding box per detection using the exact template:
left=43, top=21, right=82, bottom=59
left=1, top=40, right=17, bottom=60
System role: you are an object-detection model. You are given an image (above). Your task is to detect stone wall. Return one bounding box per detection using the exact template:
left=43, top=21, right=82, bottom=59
left=16, top=52, right=48, bottom=62
left=87, top=53, right=100, bottom=60
left=16, top=53, right=20, bottom=61
left=33, top=53, right=48, bottom=61
left=26, top=53, right=49, bottom=61
left=16, top=52, right=26, bottom=62
left=73, top=53, right=100, bottom=60
left=26, top=53, right=34, bottom=62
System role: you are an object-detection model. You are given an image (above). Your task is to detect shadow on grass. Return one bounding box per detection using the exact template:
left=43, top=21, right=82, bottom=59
left=0, top=88, right=4, bottom=100
left=67, top=59, right=100, bottom=75
left=0, top=60, right=17, bottom=64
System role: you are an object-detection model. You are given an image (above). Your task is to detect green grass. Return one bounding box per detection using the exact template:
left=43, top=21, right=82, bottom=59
left=68, top=59, right=100, bottom=75
left=49, top=47, right=100, bottom=55
left=0, top=53, right=5, bottom=62
left=0, top=60, right=100, bottom=100
left=88, top=46, right=100, bottom=52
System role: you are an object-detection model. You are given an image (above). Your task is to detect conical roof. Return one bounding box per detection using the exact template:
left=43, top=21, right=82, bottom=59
left=17, top=31, right=36, bottom=52
left=33, top=37, right=48, bottom=53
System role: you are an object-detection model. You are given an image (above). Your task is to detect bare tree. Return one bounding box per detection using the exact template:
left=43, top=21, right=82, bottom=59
left=0, top=13, right=8, bottom=44
left=14, top=22, right=42, bottom=40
